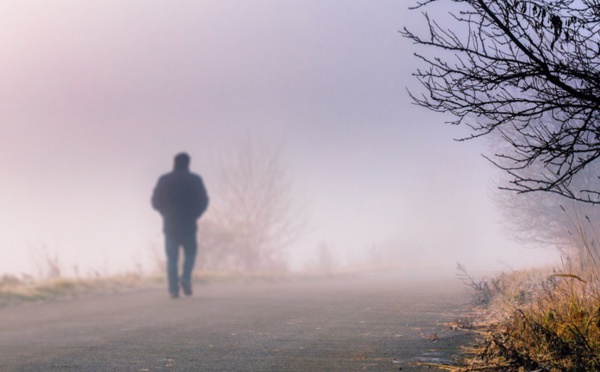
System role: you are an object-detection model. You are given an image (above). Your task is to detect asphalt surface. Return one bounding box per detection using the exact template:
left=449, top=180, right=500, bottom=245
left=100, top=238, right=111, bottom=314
left=0, top=272, right=474, bottom=371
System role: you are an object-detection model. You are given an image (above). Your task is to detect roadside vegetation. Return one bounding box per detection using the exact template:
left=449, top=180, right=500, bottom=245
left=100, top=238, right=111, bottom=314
left=0, top=267, right=301, bottom=307
left=0, top=272, right=163, bottom=307
left=0, top=241, right=382, bottom=308
left=454, top=213, right=600, bottom=371
left=0, top=266, right=387, bottom=308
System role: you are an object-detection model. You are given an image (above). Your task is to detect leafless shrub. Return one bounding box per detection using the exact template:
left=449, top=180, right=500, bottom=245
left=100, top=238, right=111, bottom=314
left=457, top=263, right=496, bottom=306
left=199, top=139, right=305, bottom=272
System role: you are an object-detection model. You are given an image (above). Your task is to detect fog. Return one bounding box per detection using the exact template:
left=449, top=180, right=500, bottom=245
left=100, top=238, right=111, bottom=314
left=0, top=1, right=559, bottom=278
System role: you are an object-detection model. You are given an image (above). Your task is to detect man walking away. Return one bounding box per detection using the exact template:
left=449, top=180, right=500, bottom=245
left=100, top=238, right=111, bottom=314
left=152, top=153, right=209, bottom=299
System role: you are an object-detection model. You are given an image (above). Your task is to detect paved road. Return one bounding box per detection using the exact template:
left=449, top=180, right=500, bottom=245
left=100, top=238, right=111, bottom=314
left=0, top=272, right=473, bottom=371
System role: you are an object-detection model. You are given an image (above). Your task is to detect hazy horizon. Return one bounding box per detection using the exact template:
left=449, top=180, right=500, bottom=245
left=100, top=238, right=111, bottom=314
left=0, top=1, right=560, bottom=278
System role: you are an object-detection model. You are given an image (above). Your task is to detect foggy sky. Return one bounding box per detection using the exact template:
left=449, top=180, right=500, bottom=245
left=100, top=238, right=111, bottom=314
left=0, top=1, right=559, bottom=276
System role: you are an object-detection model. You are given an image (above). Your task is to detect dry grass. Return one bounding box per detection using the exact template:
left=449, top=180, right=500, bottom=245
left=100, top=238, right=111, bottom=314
left=0, top=272, right=164, bottom=307
left=398, top=204, right=600, bottom=370
left=0, top=269, right=301, bottom=307
left=457, top=267, right=600, bottom=371
left=455, top=208, right=600, bottom=371
left=0, top=266, right=376, bottom=308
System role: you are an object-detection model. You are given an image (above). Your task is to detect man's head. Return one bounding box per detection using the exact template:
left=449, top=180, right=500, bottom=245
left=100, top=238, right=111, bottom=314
left=174, top=152, right=191, bottom=171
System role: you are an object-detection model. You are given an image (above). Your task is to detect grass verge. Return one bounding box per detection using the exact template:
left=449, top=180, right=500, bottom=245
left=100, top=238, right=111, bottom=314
left=455, top=264, right=600, bottom=371
left=0, top=273, right=164, bottom=307
left=0, top=265, right=382, bottom=308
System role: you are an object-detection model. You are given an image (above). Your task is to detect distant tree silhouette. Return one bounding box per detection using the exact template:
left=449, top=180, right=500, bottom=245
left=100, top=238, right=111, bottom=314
left=492, top=158, right=600, bottom=264
left=402, top=0, right=600, bottom=203
left=199, top=140, right=305, bottom=272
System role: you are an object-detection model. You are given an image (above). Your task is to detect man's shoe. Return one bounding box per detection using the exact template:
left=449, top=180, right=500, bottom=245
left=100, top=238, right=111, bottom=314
left=181, top=281, right=193, bottom=296
left=170, top=292, right=179, bottom=299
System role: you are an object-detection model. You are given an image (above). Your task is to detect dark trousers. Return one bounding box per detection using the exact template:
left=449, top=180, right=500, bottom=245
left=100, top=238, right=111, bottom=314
left=165, top=233, right=197, bottom=296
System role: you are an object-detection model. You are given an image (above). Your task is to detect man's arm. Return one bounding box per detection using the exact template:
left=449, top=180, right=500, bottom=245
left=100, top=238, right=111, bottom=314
left=151, top=177, right=167, bottom=214
left=193, top=176, right=209, bottom=219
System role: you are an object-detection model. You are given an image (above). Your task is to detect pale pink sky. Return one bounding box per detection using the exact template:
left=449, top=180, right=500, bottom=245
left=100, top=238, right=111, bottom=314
left=0, top=1, right=558, bottom=276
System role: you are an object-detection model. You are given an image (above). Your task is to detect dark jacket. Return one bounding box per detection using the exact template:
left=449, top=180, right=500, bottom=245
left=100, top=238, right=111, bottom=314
left=152, top=168, right=209, bottom=238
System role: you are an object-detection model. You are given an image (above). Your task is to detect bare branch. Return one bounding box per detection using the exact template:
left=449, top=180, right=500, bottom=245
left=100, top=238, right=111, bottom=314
left=402, top=0, right=600, bottom=202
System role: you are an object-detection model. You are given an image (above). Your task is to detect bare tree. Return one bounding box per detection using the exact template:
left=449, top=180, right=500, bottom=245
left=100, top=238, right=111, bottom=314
left=493, top=163, right=600, bottom=251
left=402, top=0, right=600, bottom=202
left=198, top=140, right=304, bottom=272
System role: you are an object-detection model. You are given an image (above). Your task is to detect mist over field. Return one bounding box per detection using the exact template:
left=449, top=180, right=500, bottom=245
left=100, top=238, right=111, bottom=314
left=0, top=1, right=560, bottom=278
